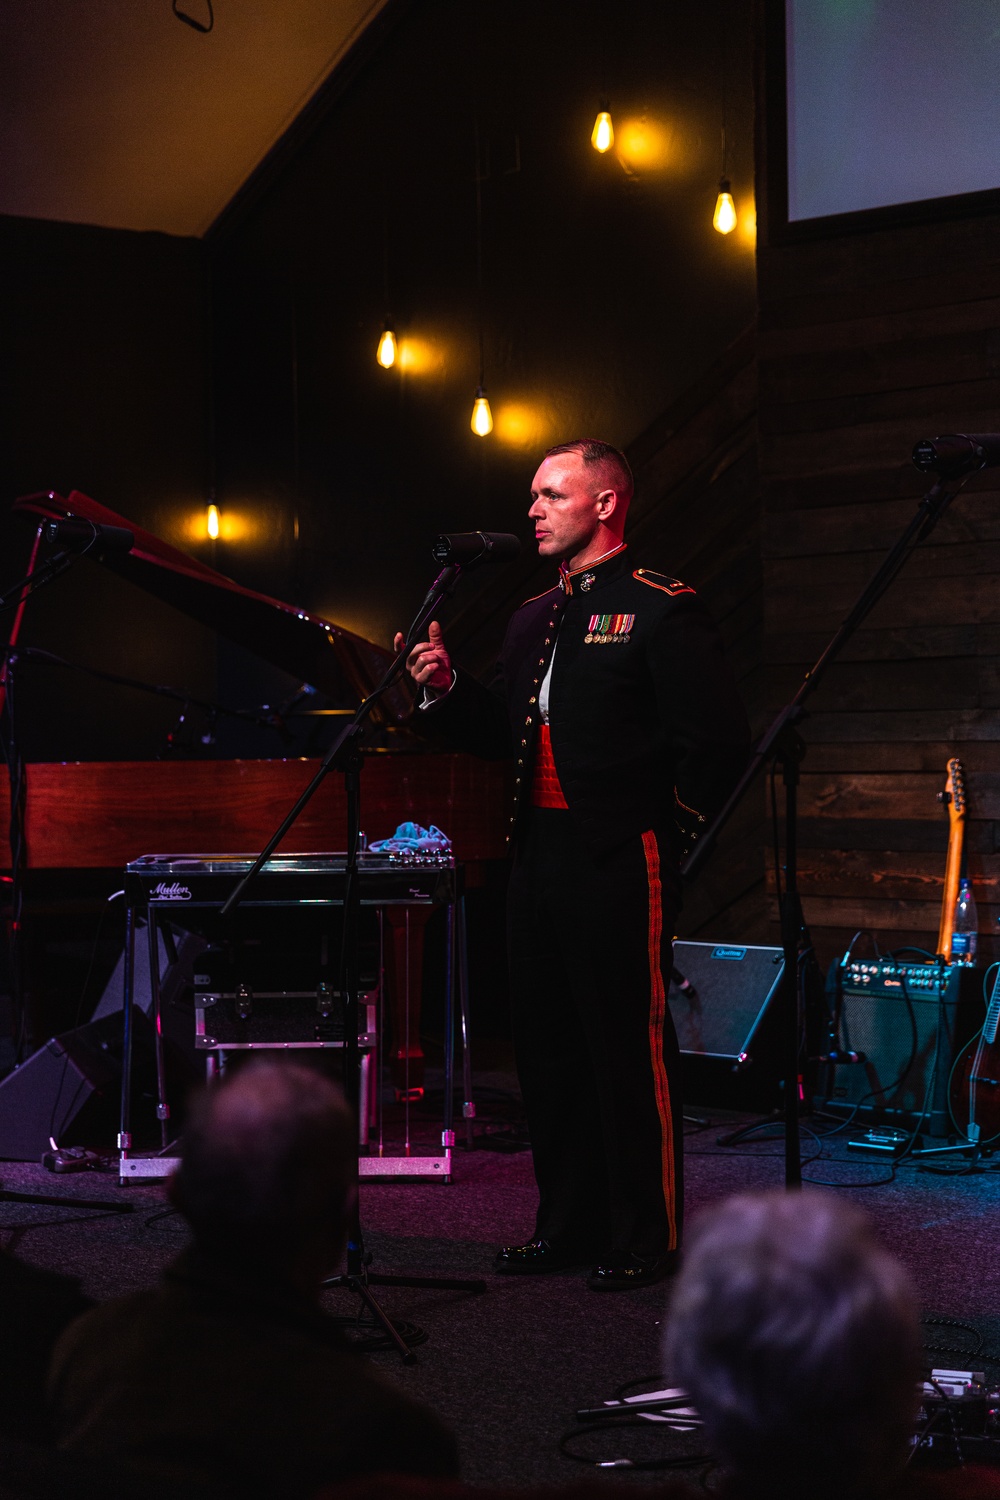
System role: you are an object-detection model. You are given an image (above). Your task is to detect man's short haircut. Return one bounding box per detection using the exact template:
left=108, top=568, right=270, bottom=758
left=665, top=1190, right=920, bottom=1500
left=171, top=1060, right=355, bottom=1270
left=544, top=439, right=634, bottom=504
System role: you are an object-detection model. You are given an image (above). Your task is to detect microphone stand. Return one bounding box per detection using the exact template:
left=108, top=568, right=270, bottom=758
left=0, top=549, right=79, bottom=616
left=2, top=540, right=86, bottom=1065
left=683, top=473, right=972, bottom=1188
left=220, top=557, right=489, bottom=1361
left=0, top=644, right=294, bottom=748
left=0, top=538, right=133, bottom=1214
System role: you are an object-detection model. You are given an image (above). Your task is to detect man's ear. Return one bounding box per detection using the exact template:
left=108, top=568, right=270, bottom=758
left=596, top=488, right=617, bottom=521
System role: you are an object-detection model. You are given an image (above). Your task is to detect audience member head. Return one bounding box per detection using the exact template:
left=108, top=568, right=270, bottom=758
left=170, top=1060, right=355, bottom=1292
left=665, top=1189, right=921, bottom=1500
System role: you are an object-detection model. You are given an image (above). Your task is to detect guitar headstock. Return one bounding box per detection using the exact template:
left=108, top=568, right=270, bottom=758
left=944, top=757, right=967, bottom=824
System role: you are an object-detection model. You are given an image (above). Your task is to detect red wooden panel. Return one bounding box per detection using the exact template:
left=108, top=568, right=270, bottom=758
left=0, top=754, right=511, bottom=869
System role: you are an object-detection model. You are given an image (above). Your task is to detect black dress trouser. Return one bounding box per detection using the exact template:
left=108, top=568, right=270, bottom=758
left=506, top=806, right=683, bottom=1261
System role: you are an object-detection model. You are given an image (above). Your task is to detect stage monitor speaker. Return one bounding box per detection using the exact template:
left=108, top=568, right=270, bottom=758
left=0, top=1011, right=157, bottom=1162
left=668, top=941, right=785, bottom=1062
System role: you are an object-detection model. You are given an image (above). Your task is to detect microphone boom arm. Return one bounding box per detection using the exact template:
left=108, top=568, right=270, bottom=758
left=680, top=467, right=970, bottom=1193
left=219, top=560, right=463, bottom=920
left=683, top=474, right=967, bottom=880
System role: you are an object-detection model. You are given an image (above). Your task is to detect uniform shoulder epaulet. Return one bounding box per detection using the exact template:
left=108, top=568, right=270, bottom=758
left=516, top=584, right=560, bottom=609
left=633, top=568, right=696, bottom=597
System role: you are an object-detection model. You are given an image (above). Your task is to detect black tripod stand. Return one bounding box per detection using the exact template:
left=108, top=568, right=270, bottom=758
left=683, top=457, right=976, bottom=1187
left=220, top=547, right=494, bottom=1360
left=0, top=523, right=136, bottom=1214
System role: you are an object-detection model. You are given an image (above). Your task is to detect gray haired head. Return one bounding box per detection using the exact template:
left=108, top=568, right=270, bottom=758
left=665, top=1189, right=920, bottom=1500
left=170, top=1060, right=355, bottom=1275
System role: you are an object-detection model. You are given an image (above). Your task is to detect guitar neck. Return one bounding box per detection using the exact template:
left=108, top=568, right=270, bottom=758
left=937, top=837, right=963, bottom=958
left=984, top=979, right=1000, bottom=1046
left=937, top=768, right=966, bottom=961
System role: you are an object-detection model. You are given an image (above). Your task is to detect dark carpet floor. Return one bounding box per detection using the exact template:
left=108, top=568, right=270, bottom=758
left=2, top=1086, right=1000, bottom=1487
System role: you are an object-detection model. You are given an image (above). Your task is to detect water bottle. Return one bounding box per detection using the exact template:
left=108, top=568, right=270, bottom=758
left=952, top=877, right=978, bottom=966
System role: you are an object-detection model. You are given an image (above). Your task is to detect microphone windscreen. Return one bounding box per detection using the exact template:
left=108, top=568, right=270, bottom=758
left=912, top=432, right=1000, bottom=475
left=432, top=532, right=521, bottom=568
left=43, top=518, right=134, bottom=554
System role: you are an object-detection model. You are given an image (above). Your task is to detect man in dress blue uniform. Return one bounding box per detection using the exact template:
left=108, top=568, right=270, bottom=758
left=398, top=440, right=749, bottom=1289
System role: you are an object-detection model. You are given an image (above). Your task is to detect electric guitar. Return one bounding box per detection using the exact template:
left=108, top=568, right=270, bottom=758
left=949, top=965, right=1000, bottom=1145
left=936, top=758, right=967, bottom=962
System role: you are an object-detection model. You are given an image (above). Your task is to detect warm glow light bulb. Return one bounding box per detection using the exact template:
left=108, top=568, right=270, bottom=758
left=206, top=503, right=220, bottom=540
left=591, top=110, right=614, bottom=153
left=471, top=387, right=493, bottom=437
left=713, top=178, right=737, bottom=235
left=376, top=326, right=397, bottom=368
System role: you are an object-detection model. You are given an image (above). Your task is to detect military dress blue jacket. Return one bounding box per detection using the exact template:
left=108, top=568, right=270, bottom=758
left=423, top=543, right=750, bottom=863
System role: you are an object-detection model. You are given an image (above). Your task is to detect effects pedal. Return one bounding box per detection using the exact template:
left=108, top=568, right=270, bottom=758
left=847, top=1127, right=910, bottom=1155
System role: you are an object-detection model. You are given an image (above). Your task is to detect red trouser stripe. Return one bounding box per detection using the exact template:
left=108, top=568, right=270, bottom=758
left=642, top=829, right=677, bottom=1250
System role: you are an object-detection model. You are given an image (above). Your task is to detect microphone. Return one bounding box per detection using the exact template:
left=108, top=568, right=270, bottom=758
left=43, top=518, right=134, bottom=554
left=912, top=433, right=1000, bottom=476
left=432, top=532, right=520, bottom=569
left=811, top=1047, right=867, bottom=1066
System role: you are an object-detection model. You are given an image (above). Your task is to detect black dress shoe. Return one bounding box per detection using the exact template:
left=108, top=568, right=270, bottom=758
left=493, top=1238, right=585, bottom=1274
left=587, top=1251, right=680, bottom=1291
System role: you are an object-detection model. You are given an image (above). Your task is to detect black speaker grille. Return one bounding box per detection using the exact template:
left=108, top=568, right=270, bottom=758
left=668, top=941, right=784, bottom=1060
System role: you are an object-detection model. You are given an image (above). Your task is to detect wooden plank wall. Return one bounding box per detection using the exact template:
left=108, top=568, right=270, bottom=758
left=756, top=195, right=1000, bottom=970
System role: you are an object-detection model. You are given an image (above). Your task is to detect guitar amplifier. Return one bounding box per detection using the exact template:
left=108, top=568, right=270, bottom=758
left=817, top=959, right=980, bottom=1137
left=668, top=941, right=785, bottom=1062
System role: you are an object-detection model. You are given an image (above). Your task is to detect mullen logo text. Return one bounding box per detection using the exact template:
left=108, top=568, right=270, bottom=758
left=151, top=881, right=192, bottom=901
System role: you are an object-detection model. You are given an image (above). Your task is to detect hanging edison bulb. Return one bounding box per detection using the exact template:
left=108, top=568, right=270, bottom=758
left=591, top=109, right=614, bottom=153
left=206, top=502, right=220, bottom=540
left=713, top=177, right=737, bottom=235
left=471, top=386, right=493, bottom=437
left=376, top=325, right=397, bottom=368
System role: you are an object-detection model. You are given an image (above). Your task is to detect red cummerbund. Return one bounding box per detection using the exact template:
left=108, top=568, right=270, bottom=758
left=531, top=723, right=568, bottom=809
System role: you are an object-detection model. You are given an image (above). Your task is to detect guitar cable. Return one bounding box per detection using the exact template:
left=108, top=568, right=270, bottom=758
left=922, top=961, right=1000, bottom=1176
left=810, top=955, right=921, bottom=1143
left=803, top=957, right=935, bottom=1187
left=721, top=768, right=976, bottom=1186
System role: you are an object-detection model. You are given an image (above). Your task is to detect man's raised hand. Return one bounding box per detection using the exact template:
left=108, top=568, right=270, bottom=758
left=394, top=619, right=453, bottom=695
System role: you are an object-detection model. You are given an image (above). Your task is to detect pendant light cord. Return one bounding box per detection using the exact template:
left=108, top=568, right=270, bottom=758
left=382, top=194, right=392, bottom=327
left=474, top=120, right=485, bottom=388
left=720, top=3, right=729, bottom=178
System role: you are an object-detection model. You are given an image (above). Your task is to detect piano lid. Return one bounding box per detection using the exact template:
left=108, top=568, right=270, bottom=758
left=13, top=490, right=411, bottom=723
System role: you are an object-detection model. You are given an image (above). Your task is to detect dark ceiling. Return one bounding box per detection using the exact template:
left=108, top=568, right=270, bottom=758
left=0, top=0, right=389, bottom=235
